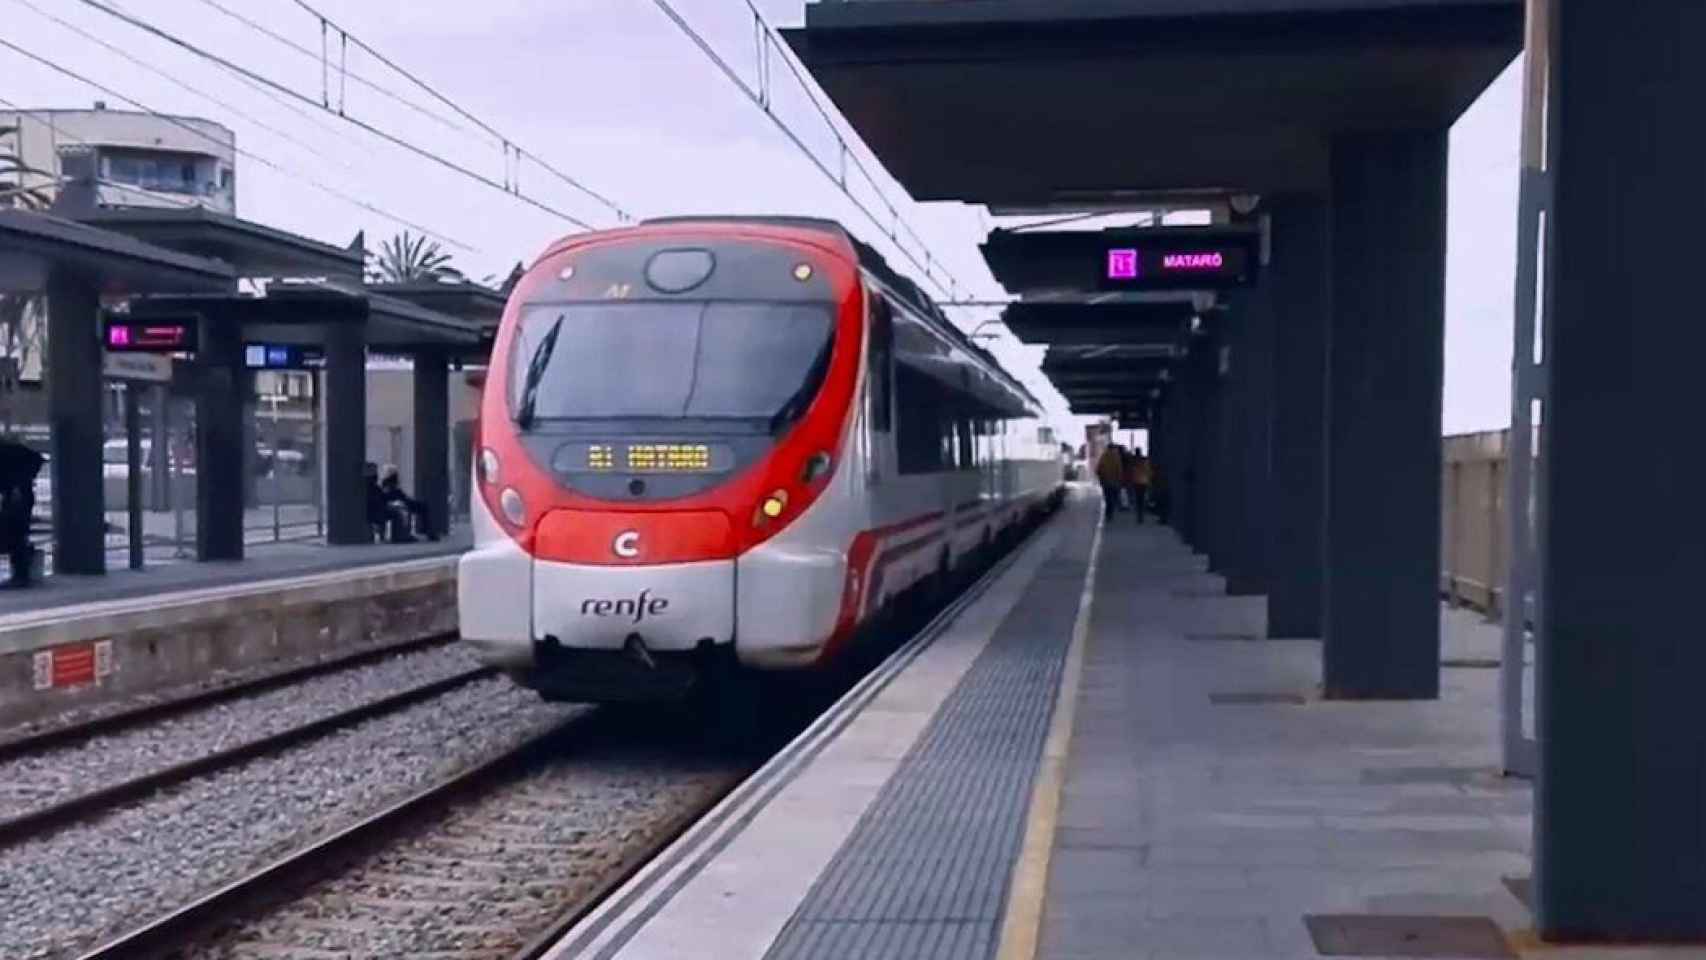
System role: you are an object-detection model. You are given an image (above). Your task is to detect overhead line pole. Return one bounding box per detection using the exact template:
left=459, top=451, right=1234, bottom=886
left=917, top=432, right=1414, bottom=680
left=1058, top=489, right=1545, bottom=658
left=73, top=0, right=599, bottom=231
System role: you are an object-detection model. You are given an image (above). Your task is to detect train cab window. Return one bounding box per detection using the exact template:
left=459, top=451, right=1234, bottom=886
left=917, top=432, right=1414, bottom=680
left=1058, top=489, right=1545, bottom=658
left=868, top=293, right=894, bottom=432
left=509, top=301, right=832, bottom=428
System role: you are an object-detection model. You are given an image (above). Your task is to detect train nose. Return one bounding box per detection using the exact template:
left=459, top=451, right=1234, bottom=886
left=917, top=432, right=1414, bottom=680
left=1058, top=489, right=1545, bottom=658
left=531, top=555, right=736, bottom=653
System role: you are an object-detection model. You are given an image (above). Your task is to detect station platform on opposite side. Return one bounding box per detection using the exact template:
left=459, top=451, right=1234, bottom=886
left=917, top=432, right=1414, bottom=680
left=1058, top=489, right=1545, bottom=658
left=545, top=487, right=1685, bottom=960
left=0, top=532, right=468, bottom=732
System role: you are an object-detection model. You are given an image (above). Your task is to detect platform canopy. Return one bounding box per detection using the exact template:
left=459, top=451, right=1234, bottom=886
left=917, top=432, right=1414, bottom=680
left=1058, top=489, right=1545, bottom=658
left=0, top=208, right=234, bottom=293
left=78, top=207, right=363, bottom=281
left=785, top=0, right=1521, bottom=205
left=129, top=284, right=484, bottom=352
left=1003, top=299, right=1197, bottom=347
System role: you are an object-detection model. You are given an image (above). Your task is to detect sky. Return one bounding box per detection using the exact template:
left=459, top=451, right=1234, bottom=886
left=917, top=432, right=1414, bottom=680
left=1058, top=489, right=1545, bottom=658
left=3, top=0, right=1522, bottom=440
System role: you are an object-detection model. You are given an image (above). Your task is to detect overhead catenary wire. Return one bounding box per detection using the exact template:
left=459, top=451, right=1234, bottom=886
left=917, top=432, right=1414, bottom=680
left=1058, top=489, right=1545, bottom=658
left=71, top=0, right=599, bottom=231
left=5, top=0, right=364, bottom=178
left=0, top=36, right=480, bottom=252
left=187, top=0, right=492, bottom=146
left=649, top=0, right=968, bottom=303
left=285, top=0, right=631, bottom=221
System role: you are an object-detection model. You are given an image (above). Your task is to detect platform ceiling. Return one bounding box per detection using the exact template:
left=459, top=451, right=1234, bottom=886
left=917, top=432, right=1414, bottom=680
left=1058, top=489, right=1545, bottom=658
left=786, top=0, right=1522, bottom=204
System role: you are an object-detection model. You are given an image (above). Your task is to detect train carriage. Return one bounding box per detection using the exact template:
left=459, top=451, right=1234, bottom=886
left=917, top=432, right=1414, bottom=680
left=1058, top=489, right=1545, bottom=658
left=459, top=216, right=1062, bottom=702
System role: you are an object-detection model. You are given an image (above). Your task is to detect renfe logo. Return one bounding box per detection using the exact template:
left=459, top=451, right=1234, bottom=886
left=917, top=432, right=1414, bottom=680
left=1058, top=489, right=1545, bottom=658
left=1161, top=252, right=1225, bottom=270
left=1106, top=248, right=1139, bottom=279
left=580, top=589, right=670, bottom=624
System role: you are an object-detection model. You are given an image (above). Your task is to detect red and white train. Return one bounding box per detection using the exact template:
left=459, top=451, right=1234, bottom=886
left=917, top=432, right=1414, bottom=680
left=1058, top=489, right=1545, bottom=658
left=459, top=216, right=1063, bottom=702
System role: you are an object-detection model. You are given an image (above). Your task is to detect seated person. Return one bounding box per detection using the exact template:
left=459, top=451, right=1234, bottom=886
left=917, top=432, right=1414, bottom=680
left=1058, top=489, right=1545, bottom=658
left=379, top=464, right=436, bottom=541
left=365, top=462, right=411, bottom=543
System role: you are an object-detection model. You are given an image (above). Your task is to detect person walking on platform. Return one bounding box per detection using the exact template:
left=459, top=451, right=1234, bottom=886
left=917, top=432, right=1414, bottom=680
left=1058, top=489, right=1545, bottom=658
left=0, top=439, right=44, bottom=588
left=1095, top=443, right=1125, bottom=520
left=1126, top=446, right=1152, bottom=524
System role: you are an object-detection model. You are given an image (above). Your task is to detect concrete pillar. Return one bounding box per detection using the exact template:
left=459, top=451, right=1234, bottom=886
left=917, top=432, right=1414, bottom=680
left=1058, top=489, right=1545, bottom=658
left=45, top=272, right=105, bottom=574
left=1183, top=331, right=1219, bottom=553
left=411, top=349, right=449, bottom=538
left=1224, top=291, right=1275, bottom=596
left=195, top=315, right=243, bottom=561
left=241, top=367, right=260, bottom=510
left=1534, top=1, right=1706, bottom=939
left=1323, top=131, right=1446, bottom=700
left=323, top=322, right=367, bottom=545
left=1267, top=196, right=1331, bottom=637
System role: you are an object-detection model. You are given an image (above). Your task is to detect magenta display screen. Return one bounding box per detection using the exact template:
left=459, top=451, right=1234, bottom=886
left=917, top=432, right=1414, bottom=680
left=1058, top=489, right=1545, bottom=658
left=1100, top=244, right=1251, bottom=289
left=104, top=316, right=198, bottom=354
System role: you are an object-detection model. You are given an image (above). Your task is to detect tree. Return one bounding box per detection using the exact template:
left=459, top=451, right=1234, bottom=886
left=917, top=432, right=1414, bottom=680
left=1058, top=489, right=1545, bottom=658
left=0, top=125, right=53, bottom=211
left=368, top=230, right=458, bottom=283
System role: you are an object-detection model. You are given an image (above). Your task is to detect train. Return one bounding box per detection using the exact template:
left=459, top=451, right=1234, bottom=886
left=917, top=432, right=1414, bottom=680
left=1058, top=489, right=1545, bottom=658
left=458, top=216, right=1064, bottom=703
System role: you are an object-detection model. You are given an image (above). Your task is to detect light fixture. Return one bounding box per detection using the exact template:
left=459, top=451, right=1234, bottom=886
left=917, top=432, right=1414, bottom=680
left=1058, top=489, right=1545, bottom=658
left=499, top=487, right=526, bottom=526
left=793, top=263, right=813, bottom=282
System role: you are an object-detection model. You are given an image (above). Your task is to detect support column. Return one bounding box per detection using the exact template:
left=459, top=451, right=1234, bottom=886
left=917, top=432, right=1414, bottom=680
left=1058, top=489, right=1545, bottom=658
left=411, top=348, right=449, bottom=539
left=195, top=316, right=243, bottom=561
left=323, top=322, right=368, bottom=545
left=1535, top=1, right=1706, bottom=940
left=45, top=272, right=104, bottom=575
left=1183, top=331, right=1219, bottom=553
left=1267, top=196, right=1331, bottom=637
left=1323, top=131, right=1446, bottom=700
left=1225, top=291, right=1275, bottom=596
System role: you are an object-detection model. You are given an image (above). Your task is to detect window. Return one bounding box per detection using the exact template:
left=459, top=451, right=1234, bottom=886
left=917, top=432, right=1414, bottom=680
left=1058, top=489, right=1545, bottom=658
left=896, top=365, right=948, bottom=474
left=510, top=301, right=834, bottom=426
left=956, top=419, right=975, bottom=470
left=867, top=293, right=894, bottom=432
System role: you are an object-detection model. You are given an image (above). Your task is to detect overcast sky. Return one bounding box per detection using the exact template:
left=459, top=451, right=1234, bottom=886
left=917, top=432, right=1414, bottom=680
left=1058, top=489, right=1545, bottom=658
left=5, top=0, right=1521, bottom=439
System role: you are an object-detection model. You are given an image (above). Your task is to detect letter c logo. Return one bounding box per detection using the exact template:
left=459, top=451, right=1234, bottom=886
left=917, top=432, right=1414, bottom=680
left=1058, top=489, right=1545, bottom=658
left=613, top=530, right=640, bottom=559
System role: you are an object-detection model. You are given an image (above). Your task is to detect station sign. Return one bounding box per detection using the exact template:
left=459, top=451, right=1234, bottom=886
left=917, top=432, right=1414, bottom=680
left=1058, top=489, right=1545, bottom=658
left=104, top=314, right=198, bottom=354
left=244, top=343, right=325, bottom=370
left=102, top=352, right=174, bottom=383
left=1100, top=242, right=1253, bottom=290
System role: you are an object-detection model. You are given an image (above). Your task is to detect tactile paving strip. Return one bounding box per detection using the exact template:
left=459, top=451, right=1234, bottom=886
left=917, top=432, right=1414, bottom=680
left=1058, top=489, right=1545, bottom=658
left=763, top=511, right=1097, bottom=960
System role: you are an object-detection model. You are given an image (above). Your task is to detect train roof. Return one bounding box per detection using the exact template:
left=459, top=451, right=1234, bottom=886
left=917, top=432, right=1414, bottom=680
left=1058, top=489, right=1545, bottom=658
left=639, top=215, right=1040, bottom=411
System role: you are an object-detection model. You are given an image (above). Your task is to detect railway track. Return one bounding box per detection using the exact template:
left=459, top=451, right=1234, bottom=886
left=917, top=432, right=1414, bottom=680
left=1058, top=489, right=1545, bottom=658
left=78, top=709, right=745, bottom=960
left=0, top=664, right=493, bottom=849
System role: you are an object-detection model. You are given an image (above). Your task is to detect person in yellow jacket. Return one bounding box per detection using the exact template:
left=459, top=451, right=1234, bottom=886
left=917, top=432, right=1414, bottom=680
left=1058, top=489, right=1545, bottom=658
left=1095, top=444, right=1125, bottom=520
left=1125, top=447, right=1153, bottom=524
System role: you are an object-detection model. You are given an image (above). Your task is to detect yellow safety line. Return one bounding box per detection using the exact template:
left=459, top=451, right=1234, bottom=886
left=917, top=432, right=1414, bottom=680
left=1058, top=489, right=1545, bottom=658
left=995, top=510, right=1104, bottom=960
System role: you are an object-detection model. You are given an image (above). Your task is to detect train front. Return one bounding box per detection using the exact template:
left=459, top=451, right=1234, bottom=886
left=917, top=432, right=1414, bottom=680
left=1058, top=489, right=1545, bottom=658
left=458, top=223, right=863, bottom=702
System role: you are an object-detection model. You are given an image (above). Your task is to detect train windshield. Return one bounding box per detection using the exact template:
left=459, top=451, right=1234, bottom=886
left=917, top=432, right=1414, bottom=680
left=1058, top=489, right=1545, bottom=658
left=510, top=301, right=834, bottom=426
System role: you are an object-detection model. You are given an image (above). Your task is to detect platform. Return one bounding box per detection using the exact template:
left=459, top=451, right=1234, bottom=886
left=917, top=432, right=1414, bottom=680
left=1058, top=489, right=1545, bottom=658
left=0, top=533, right=467, bottom=729
left=548, top=488, right=1684, bottom=960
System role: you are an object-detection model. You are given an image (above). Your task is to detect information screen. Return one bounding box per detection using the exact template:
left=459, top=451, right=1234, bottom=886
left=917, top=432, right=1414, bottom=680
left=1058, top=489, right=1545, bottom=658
left=1099, top=243, right=1252, bottom=289
left=104, top=316, right=197, bottom=353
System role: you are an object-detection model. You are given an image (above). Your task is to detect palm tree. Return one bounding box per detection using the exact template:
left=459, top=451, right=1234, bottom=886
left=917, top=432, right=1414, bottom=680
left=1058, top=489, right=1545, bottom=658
left=368, top=230, right=458, bottom=283
left=0, top=125, right=54, bottom=211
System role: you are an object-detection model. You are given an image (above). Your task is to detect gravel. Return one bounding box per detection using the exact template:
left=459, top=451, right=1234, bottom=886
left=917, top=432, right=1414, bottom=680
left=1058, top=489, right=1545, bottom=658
left=188, top=729, right=742, bottom=960
left=0, top=642, right=483, bottom=821
left=0, top=678, right=580, bottom=960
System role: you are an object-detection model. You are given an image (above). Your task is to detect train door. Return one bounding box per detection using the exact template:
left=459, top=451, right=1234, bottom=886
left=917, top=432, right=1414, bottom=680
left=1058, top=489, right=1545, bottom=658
left=864, top=289, right=895, bottom=490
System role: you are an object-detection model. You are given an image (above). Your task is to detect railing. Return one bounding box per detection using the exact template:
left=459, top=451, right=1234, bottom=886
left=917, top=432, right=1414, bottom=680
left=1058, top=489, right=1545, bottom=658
left=1440, top=428, right=1508, bottom=614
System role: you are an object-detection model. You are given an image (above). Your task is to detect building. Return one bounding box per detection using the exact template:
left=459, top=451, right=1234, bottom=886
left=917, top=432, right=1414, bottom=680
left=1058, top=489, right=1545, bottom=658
left=0, top=102, right=236, bottom=215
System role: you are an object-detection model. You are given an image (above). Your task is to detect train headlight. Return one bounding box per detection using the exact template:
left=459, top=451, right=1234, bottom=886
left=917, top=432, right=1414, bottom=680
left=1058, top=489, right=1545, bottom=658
left=479, top=448, right=501, bottom=485
left=754, top=489, right=788, bottom=526
left=499, top=487, right=526, bottom=526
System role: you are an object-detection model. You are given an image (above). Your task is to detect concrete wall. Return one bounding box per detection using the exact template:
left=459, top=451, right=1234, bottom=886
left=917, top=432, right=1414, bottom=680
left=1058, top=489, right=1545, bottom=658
left=1440, top=428, right=1508, bottom=613
left=363, top=367, right=482, bottom=501
left=0, top=557, right=456, bottom=727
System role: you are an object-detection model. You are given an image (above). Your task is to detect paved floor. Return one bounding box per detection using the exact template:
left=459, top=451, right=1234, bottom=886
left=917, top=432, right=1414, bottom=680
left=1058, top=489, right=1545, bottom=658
left=1040, top=519, right=1538, bottom=960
